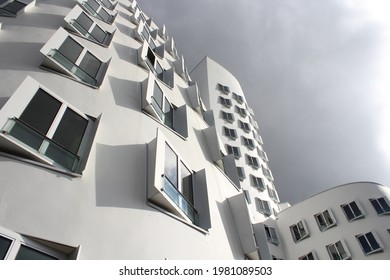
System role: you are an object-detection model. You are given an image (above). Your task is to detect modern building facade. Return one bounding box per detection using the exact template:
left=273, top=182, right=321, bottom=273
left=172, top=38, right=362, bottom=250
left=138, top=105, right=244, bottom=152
left=0, top=0, right=389, bottom=260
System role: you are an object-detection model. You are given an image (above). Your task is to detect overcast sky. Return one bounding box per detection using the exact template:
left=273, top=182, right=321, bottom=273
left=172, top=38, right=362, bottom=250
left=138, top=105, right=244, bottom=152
left=139, top=0, right=390, bottom=205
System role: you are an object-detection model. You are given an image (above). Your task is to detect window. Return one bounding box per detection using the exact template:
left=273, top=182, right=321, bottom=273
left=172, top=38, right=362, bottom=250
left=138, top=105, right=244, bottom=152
left=223, top=126, right=237, bottom=140
left=257, top=148, right=268, bottom=161
left=97, top=0, right=116, bottom=10
left=0, top=0, right=31, bottom=17
left=239, top=120, right=251, bottom=133
left=226, top=144, right=241, bottom=159
left=255, top=198, right=271, bottom=216
left=151, top=82, right=174, bottom=129
left=264, top=225, right=278, bottom=244
left=370, top=197, right=390, bottom=215
left=356, top=232, right=383, bottom=255
left=253, top=130, right=263, bottom=144
left=326, top=240, right=351, bottom=260
left=0, top=235, right=12, bottom=259
left=267, top=186, right=279, bottom=202
left=219, top=96, right=232, bottom=108
left=0, top=77, right=99, bottom=175
left=222, top=111, right=234, bottom=123
left=233, top=92, right=244, bottom=104
left=242, top=136, right=255, bottom=150
left=290, top=220, right=309, bottom=242
left=246, top=154, right=260, bottom=169
left=341, top=201, right=364, bottom=221
left=272, top=255, right=283, bottom=260
left=250, top=175, right=265, bottom=191
left=235, top=105, right=247, bottom=117
left=299, top=251, right=316, bottom=260
left=243, top=190, right=251, bottom=204
left=65, top=7, right=114, bottom=46
left=218, top=83, right=230, bottom=94
left=147, top=130, right=211, bottom=230
left=79, top=0, right=116, bottom=23
left=237, top=166, right=246, bottom=181
left=314, top=209, right=336, bottom=231
left=262, top=165, right=273, bottom=180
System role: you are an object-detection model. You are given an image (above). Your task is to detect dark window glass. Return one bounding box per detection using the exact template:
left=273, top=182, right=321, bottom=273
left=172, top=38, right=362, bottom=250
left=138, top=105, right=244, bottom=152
left=181, top=161, right=193, bottom=205
left=342, top=204, right=354, bottom=220
left=97, top=7, right=110, bottom=21
left=90, top=25, right=107, bottom=43
left=0, top=0, right=9, bottom=5
left=19, top=89, right=62, bottom=136
left=51, top=108, right=88, bottom=154
left=164, top=143, right=178, bottom=189
left=366, top=232, right=380, bottom=251
left=350, top=201, right=362, bottom=217
left=358, top=235, right=371, bottom=254
left=15, top=244, right=57, bottom=260
left=0, top=236, right=12, bottom=260
left=79, top=51, right=101, bottom=78
left=147, top=47, right=156, bottom=68
left=100, top=0, right=112, bottom=8
left=76, top=12, right=94, bottom=32
left=87, top=0, right=99, bottom=11
left=58, top=37, right=83, bottom=64
left=3, top=1, right=26, bottom=14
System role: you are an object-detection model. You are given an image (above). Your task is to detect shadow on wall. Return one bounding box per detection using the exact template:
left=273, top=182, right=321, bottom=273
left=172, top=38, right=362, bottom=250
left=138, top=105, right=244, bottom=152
left=216, top=201, right=246, bottom=259
left=112, top=41, right=140, bottom=65
left=0, top=42, right=45, bottom=71
left=193, top=128, right=213, bottom=164
left=107, top=76, right=142, bottom=110
left=3, top=12, right=65, bottom=30
left=115, top=21, right=132, bottom=36
left=0, top=97, right=10, bottom=109
left=95, top=143, right=147, bottom=209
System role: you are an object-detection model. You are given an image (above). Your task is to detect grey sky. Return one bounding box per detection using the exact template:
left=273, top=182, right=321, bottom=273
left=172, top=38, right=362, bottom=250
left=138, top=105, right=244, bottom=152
left=139, top=0, right=390, bottom=204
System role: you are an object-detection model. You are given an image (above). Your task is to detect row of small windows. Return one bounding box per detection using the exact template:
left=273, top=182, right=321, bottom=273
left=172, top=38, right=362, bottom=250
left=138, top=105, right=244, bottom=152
left=217, top=83, right=245, bottom=104
left=289, top=197, right=390, bottom=244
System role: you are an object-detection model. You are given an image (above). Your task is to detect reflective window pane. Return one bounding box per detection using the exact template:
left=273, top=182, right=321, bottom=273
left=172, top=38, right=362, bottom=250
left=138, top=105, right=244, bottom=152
left=3, top=1, right=26, bottom=14
left=58, top=37, right=83, bottom=64
left=90, top=25, right=107, bottom=43
left=15, top=245, right=57, bottom=260
left=76, top=12, right=94, bottom=32
left=164, top=143, right=178, bottom=189
left=79, top=51, right=102, bottom=78
left=180, top=161, right=193, bottom=205
left=0, top=236, right=12, bottom=260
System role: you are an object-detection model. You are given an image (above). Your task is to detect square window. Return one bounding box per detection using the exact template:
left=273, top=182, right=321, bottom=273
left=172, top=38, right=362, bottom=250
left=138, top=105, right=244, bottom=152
left=218, top=83, right=230, bottom=94
left=242, top=136, right=255, bottom=150
left=222, top=111, right=234, bottom=123
left=299, top=251, right=316, bottom=260
left=290, top=220, right=309, bottom=242
left=250, top=175, right=265, bottom=191
left=239, top=120, right=251, bottom=133
left=224, top=126, right=237, bottom=140
left=261, top=165, right=273, bottom=180
left=226, top=144, right=241, bottom=159
left=341, top=201, right=364, bottom=221
left=267, top=186, right=279, bottom=202
left=326, top=240, right=351, bottom=260
left=81, top=0, right=116, bottom=23
left=314, top=209, right=336, bottom=231
left=235, top=105, right=247, bottom=117
left=0, top=1, right=26, bottom=17
left=233, top=92, right=244, bottom=104
left=370, top=197, right=390, bottom=215
left=356, top=232, right=383, bottom=255
left=255, top=198, right=271, bottom=216
left=219, top=96, right=232, bottom=108
left=237, top=166, right=245, bottom=181
left=246, top=154, right=260, bottom=169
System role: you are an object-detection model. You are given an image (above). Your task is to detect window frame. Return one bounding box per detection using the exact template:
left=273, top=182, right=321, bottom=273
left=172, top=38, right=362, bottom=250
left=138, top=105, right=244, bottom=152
left=299, top=251, right=316, bottom=260
left=235, top=105, right=247, bottom=118
left=264, top=225, right=278, bottom=245
left=341, top=201, right=365, bottom=222
left=356, top=231, right=383, bottom=256
left=218, top=83, right=230, bottom=94
left=369, top=197, right=390, bottom=215
left=250, top=175, right=265, bottom=191
left=226, top=144, right=241, bottom=159
left=219, top=96, right=232, bottom=108
left=221, top=111, right=235, bottom=123
left=78, top=0, right=117, bottom=24
left=237, top=166, right=246, bottom=181
left=326, top=240, right=351, bottom=260
left=246, top=154, right=260, bottom=169
left=242, top=136, right=255, bottom=150
left=290, top=220, right=310, bottom=243
left=223, top=126, right=238, bottom=140
left=255, top=198, right=271, bottom=216
left=239, top=120, right=251, bottom=133
left=232, top=92, right=244, bottom=104
left=0, top=0, right=34, bottom=18
left=314, top=209, right=337, bottom=231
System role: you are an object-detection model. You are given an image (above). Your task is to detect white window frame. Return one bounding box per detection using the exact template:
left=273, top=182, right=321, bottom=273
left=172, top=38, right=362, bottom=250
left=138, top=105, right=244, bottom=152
left=299, top=251, right=316, bottom=260
left=226, top=144, right=241, bottom=159
left=246, top=154, right=260, bottom=169
left=223, top=126, right=238, bottom=140
left=237, top=166, right=246, bottom=181
left=314, top=209, right=337, bottom=231
left=218, top=83, right=230, bottom=94
left=243, top=190, right=251, bottom=204
left=219, top=96, right=232, bottom=108
left=250, top=175, right=265, bottom=191
left=222, top=111, right=234, bottom=123
left=233, top=92, right=244, bottom=104
left=290, top=220, right=310, bottom=242
left=326, top=240, right=351, bottom=260
left=356, top=231, right=383, bottom=256
left=262, top=164, right=273, bottom=180
left=267, top=185, right=279, bottom=202
left=369, top=197, right=390, bottom=215
left=235, top=105, right=247, bottom=117
left=341, top=200, right=365, bottom=222
left=78, top=0, right=117, bottom=24
left=264, top=225, right=278, bottom=245
left=242, top=136, right=255, bottom=150
left=255, top=198, right=271, bottom=216
left=239, top=120, right=251, bottom=133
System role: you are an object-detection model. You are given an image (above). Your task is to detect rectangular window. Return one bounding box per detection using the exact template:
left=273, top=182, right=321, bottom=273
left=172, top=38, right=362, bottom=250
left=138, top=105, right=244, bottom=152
left=0, top=235, right=12, bottom=260
left=222, top=111, right=234, bottom=123
left=235, top=105, right=247, bottom=117
left=233, top=92, right=244, bottom=104
left=326, top=240, right=351, bottom=260
left=255, top=198, right=271, bottom=216
left=264, top=225, right=278, bottom=244
left=218, top=83, right=230, bottom=94
left=267, top=186, right=279, bottom=202
left=257, top=148, right=268, bottom=161
left=219, top=96, right=232, bottom=108
left=243, top=190, right=251, bottom=204
left=0, top=0, right=26, bottom=17
left=299, top=252, right=315, bottom=260
left=15, top=244, right=58, bottom=260
left=356, top=232, right=383, bottom=255
left=239, top=120, right=251, bottom=133
left=262, top=165, right=273, bottom=180
left=250, top=175, right=265, bottom=191
left=341, top=201, right=364, bottom=221
left=290, top=220, right=309, bottom=242
left=237, top=166, right=245, bottom=181
left=242, top=136, right=255, bottom=150
left=370, top=197, right=390, bottom=215
left=315, top=209, right=336, bottom=231
left=82, top=0, right=115, bottom=23
left=4, top=87, right=95, bottom=174
left=226, top=145, right=241, bottom=159
left=71, top=12, right=110, bottom=45
left=246, top=154, right=260, bottom=169
left=223, top=126, right=237, bottom=140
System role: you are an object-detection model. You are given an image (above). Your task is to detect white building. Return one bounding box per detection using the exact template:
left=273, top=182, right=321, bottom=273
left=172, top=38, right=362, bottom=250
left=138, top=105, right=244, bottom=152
left=0, top=0, right=389, bottom=260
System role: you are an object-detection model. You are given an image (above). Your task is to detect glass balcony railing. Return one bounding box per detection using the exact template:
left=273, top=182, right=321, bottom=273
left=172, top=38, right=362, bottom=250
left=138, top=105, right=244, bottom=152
left=48, top=49, right=97, bottom=86
left=70, top=19, right=100, bottom=44
left=162, top=175, right=198, bottom=224
left=2, top=118, right=81, bottom=173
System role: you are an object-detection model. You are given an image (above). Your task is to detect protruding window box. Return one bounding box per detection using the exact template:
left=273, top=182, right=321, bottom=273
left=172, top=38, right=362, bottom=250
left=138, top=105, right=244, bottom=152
left=186, top=82, right=207, bottom=116
left=202, top=125, right=227, bottom=169
left=40, top=28, right=111, bottom=88
left=0, top=76, right=100, bottom=176
left=134, top=22, right=164, bottom=58
left=78, top=0, right=117, bottom=24
left=128, top=0, right=139, bottom=13
left=158, top=24, right=168, bottom=41
left=64, top=5, right=116, bottom=47
left=147, top=129, right=211, bottom=230
left=96, top=0, right=117, bottom=11
left=0, top=0, right=35, bottom=18
left=165, top=37, right=179, bottom=60
left=173, top=55, right=191, bottom=83
left=141, top=73, right=187, bottom=138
